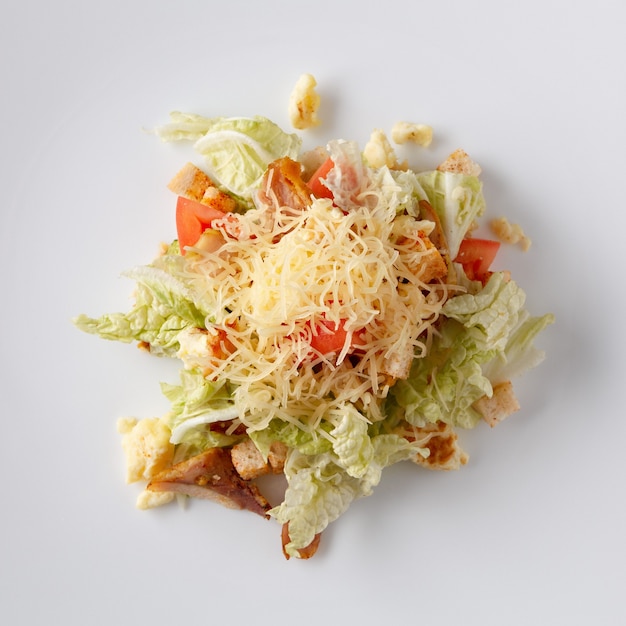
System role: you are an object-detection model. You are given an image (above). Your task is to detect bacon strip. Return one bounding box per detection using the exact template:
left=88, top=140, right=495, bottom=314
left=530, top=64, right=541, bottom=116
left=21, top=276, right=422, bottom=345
left=147, top=447, right=271, bottom=517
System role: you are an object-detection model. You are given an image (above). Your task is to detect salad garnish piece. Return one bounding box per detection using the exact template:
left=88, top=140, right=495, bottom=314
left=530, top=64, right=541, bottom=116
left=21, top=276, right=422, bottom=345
left=74, top=108, right=553, bottom=560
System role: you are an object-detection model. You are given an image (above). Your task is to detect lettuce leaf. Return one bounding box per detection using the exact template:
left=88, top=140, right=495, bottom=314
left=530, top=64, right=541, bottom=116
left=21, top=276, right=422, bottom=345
left=416, top=170, right=486, bottom=258
left=73, top=253, right=211, bottom=356
left=389, top=272, right=553, bottom=429
left=155, top=112, right=301, bottom=203
left=270, top=433, right=420, bottom=558
left=329, top=405, right=373, bottom=479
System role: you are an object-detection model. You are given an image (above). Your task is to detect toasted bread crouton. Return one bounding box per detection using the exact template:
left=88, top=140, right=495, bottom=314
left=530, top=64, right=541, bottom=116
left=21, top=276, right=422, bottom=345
left=473, top=381, right=520, bottom=427
left=380, top=347, right=414, bottom=383
left=231, top=438, right=289, bottom=480
left=437, top=149, right=482, bottom=177
left=415, top=233, right=448, bottom=283
left=267, top=441, right=288, bottom=474
left=231, top=437, right=270, bottom=480
left=168, top=162, right=237, bottom=212
left=397, top=232, right=448, bottom=283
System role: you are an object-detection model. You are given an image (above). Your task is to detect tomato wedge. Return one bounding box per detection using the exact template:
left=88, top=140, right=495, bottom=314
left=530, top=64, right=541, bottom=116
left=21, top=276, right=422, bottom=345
left=176, top=196, right=227, bottom=254
left=454, top=238, right=501, bottom=282
left=307, top=157, right=334, bottom=199
left=309, top=318, right=365, bottom=356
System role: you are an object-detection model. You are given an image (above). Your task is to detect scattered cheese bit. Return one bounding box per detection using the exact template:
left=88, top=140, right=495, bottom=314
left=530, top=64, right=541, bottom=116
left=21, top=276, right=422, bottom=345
left=490, top=217, right=532, bottom=251
left=363, top=129, right=400, bottom=169
left=117, top=417, right=175, bottom=483
left=136, top=489, right=175, bottom=510
left=288, top=73, right=321, bottom=130
left=391, top=121, right=433, bottom=147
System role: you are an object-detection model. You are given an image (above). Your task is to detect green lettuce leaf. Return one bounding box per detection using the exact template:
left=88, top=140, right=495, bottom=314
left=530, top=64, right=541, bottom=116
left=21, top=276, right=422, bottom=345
left=416, top=170, right=486, bottom=258
left=73, top=252, right=212, bottom=356
left=329, top=405, right=373, bottom=479
left=249, top=419, right=333, bottom=459
left=270, top=434, right=419, bottom=558
left=389, top=272, right=552, bottom=429
left=155, top=112, right=301, bottom=203
left=161, top=369, right=235, bottom=443
left=482, top=309, right=555, bottom=384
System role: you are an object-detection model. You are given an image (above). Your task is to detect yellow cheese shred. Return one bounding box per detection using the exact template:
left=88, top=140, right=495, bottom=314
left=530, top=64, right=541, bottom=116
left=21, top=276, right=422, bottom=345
left=181, top=183, right=448, bottom=432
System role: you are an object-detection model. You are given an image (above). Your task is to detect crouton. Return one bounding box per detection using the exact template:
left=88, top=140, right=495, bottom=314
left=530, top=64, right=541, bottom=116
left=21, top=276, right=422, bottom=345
left=473, top=381, right=521, bottom=427
left=231, top=438, right=289, bottom=480
left=231, top=437, right=270, bottom=480
left=437, top=149, right=482, bottom=176
left=167, top=162, right=237, bottom=212
left=396, top=232, right=448, bottom=283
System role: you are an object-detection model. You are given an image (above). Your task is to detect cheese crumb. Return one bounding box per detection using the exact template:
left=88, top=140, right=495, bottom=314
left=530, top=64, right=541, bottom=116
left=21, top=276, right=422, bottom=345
left=288, top=74, right=321, bottom=130
left=391, top=121, right=433, bottom=147
left=117, top=417, right=175, bottom=483
left=136, top=489, right=175, bottom=510
left=491, top=217, right=532, bottom=251
left=363, top=129, right=400, bottom=169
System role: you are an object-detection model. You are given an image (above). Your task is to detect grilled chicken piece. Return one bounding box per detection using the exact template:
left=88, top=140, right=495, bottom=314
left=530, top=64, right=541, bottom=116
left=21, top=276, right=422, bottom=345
left=147, top=447, right=271, bottom=517
left=255, top=157, right=313, bottom=213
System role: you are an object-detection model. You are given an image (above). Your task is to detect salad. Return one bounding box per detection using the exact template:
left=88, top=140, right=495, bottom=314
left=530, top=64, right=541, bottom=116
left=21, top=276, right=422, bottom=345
left=74, top=110, right=553, bottom=559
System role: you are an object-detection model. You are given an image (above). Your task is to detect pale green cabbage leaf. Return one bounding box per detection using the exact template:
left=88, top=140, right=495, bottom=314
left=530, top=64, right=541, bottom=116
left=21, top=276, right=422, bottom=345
left=389, top=272, right=554, bottom=429
left=155, top=112, right=301, bottom=203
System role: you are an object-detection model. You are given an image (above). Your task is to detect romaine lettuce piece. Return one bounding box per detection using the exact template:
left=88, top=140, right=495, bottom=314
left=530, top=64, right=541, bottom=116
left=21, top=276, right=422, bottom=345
left=416, top=170, right=486, bottom=259
left=389, top=272, right=553, bottom=429
left=73, top=254, right=211, bottom=356
left=155, top=113, right=301, bottom=203
left=270, top=433, right=421, bottom=558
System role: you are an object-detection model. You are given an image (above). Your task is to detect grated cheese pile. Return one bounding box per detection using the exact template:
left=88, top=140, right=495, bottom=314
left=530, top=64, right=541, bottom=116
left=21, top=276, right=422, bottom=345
left=179, top=184, right=448, bottom=434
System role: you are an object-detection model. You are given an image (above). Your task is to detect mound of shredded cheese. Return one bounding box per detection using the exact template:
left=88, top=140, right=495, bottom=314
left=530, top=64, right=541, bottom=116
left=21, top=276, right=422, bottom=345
left=179, top=181, right=448, bottom=436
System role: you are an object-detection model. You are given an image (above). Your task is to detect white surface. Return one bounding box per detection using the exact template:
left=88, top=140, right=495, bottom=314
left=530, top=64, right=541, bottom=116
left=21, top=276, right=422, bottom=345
left=1, top=1, right=624, bottom=624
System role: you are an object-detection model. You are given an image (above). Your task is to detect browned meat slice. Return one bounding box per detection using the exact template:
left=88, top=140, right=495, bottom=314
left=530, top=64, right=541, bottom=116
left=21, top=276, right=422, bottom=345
left=147, top=447, right=271, bottom=517
left=256, top=157, right=313, bottom=213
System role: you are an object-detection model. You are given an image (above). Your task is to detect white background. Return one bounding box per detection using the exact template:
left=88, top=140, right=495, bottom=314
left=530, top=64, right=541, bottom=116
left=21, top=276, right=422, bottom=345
left=1, top=1, right=624, bottom=624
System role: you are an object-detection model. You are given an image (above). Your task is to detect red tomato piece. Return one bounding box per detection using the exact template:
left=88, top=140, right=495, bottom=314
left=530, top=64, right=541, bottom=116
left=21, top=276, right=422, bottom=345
left=175, top=196, right=227, bottom=254
left=454, top=238, right=501, bottom=281
left=306, top=157, right=334, bottom=199
left=309, top=318, right=365, bottom=356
